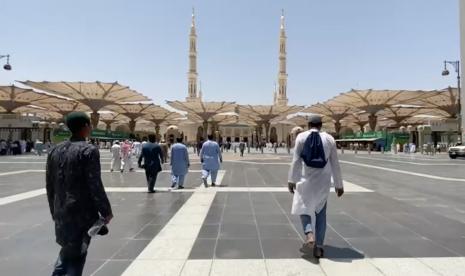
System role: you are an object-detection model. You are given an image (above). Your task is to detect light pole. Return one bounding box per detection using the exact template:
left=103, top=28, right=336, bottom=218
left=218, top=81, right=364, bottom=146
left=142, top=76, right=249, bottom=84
left=442, top=60, right=462, bottom=143
left=0, top=54, right=12, bottom=70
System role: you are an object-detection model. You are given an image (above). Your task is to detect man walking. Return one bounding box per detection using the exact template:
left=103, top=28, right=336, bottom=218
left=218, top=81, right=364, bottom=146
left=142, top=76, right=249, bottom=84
left=288, top=115, right=344, bottom=259
left=120, top=140, right=134, bottom=173
left=110, top=141, right=121, bottom=172
left=138, top=134, right=164, bottom=193
left=170, top=137, right=190, bottom=190
left=239, top=140, right=246, bottom=157
left=46, top=112, right=113, bottom=276
left=200, top=134, right=222, bottom=187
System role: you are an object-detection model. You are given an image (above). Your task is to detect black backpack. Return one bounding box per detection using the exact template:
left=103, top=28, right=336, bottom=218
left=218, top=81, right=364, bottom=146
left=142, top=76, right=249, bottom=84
left=300, top=132, right=327, bottom=168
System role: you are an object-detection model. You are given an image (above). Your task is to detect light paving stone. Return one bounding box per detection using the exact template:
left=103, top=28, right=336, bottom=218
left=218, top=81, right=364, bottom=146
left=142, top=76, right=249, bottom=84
left=136, top=237, right=196, bottom=260
left=210, top=259, right=268, bottom=276
left=265, top=258, right=325, bottom=276
left=418, top=257, right=465, bottom=276
left=156, top=224, right=203, bottom=239
left=180, top=260, right=213, bottom=276
left=369, top=258, right=440, bottom=276
left=121, top=259, right=184, bottom=276
left=319, top=258, right=384, bottom=276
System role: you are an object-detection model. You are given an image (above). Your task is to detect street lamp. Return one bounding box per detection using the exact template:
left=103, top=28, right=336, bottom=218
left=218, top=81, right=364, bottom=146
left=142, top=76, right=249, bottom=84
left=442, top=60, right=462, bottom=143
left=0, top=54, right=12, bottom=70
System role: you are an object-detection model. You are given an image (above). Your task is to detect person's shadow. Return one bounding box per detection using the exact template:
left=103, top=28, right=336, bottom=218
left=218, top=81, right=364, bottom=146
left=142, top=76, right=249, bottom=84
left=301, top=245, right=364, bottom=264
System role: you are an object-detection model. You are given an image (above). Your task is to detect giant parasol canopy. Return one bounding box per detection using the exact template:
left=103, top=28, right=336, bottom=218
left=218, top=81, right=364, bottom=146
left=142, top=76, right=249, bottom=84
left=302, top=103, right=354, bottom=136
left=19, top=81, right=150, bottom=128
left=105, top=103, right=164, bottom=133
left=237, top=104, right=304, bottom=141
left=0, top=85, right=67, bottom=114
left=97, top=112, right=130, bottom=131
left=166, top=100, right=236, bottom=138
left=327, top=89, right=434, bottom=131
left=141, top=106, right=184, bottom=139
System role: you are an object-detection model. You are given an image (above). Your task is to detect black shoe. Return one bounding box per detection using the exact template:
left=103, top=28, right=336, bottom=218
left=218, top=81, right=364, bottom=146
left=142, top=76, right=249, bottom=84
left=120, top=169, right=124, bottom=173
left=211, top=183, right=216, bottom=187
left=147, top=190, right=156, bottom=194
left=178, top=186, right=185, bottom=189
left=313, top=246, right=324, bottom=259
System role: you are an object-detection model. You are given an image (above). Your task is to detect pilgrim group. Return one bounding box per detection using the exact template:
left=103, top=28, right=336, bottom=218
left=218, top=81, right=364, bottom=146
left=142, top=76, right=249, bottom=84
left=109, top=134, right=222, bottom=192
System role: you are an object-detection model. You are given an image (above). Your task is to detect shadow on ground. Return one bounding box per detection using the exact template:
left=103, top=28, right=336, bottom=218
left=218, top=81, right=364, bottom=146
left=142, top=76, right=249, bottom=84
left=302, top=245, right=365, bottom=264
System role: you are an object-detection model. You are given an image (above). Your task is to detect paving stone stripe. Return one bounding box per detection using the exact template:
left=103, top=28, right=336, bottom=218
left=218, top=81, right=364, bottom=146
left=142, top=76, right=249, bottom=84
left=0, top=178, right=370, bottom=206
left=340, top=160, right=465, bottom=182
left=120, top=176, right=224, bottom=275
left=354, top=156, right=465, bottom=166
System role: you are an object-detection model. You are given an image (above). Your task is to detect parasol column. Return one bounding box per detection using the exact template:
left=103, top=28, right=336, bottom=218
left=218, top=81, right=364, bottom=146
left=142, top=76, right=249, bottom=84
left=368, top=114, right=377, bottom=132
left=202, top=120, right=208, bottom=139
left=154, top=123, right=161, bottom=141
left=334, top=120, right=342, bottom=138
left=90, top=111, right=100, bottom=129
left=129, top=119, right=136, bottom=134
left=264, top=121, right=271, bottom=142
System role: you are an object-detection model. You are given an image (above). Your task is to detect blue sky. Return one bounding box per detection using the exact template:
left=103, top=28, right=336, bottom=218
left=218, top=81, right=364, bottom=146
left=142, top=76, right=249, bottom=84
left=0, top=0, right=460, bottom=106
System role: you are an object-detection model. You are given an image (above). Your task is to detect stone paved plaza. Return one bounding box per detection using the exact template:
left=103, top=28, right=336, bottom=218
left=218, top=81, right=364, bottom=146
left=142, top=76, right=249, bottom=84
left=1, top=149, right=465, bottom=275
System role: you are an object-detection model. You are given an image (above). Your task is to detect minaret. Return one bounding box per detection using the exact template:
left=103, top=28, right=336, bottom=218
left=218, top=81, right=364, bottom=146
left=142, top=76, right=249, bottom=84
left=275, top=9, right=288, bottom=106
left=187, top=8, right=199, bottom=102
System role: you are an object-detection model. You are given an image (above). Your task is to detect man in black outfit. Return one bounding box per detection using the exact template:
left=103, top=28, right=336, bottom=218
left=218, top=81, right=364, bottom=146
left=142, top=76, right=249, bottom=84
left=138, top=134, right=164, bottom=193
left=46, top=112, right=113, bottom=276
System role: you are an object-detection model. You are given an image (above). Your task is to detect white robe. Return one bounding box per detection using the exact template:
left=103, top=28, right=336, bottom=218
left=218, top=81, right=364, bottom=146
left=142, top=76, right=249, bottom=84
left=288, top=129, right=343, bottom=216
left=111, top=144, right=121, bottom=171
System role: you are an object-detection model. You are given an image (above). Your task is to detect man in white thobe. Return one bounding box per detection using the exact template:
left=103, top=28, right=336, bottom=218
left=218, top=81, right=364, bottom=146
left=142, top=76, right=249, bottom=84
left=200, top=134, right=222, bottom=188
left=288, top=115, right=344, bottom=258
left=120, top=140, right=134, bottom=173
left=110, top=141, right=121, bottom=172
left=133, top=140, right=142, bottom=157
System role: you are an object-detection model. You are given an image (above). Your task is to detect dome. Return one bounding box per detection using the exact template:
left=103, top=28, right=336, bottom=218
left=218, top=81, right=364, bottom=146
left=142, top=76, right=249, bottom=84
left=291, top=126, right=303, bottom=134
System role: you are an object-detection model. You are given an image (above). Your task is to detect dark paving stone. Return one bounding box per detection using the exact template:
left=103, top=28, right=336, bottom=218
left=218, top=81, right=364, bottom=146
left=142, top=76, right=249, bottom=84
left=261, top=238, right=303, bottom=258
left=204, top=213, right=223, bottom=224
left=82, top=260, right=106, bottom=276
left=220, top=223, right=259, bottom=239
left=215, top=238, right=263, bottom=259
left=256, top=214, right=291, bottom=225
left=87, top=238, right=127, bottom=260
left=189, top=238, right=216, bottom=259
left=258, top=224, right=300, bottom=239
left=134, top=224, right=164, bottom=239
left=198, top=224, right=220, bottom=238
left=93, top=260, right=132, bottom=276
left=222, top=213, right=255, bottom=224
left=113, top=239, right=151, bottom=260
left=329, top=222, right=379, bottom=239
left=388, top=237, right=460, bottom=257
left=346, top=237, right=411, bottom=258
left=223, top=205, right=253, bottom=215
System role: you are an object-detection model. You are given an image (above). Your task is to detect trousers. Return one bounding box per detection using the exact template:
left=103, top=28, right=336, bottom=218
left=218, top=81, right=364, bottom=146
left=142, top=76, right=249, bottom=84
left=202, top=169, right=218, bottom=183
left=171, top=174, right=186, bottom=187
left=300, top=203, right=327, bottom=247
left=145, top=169, right=159, bottom=191
left=51, top=237, right=90, bottom=276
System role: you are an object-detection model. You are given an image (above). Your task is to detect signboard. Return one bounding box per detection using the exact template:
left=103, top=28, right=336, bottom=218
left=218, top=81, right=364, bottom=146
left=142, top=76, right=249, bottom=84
left=51, top=129, right=129, bottom=143
left=342, top=131, right=384, bottom=139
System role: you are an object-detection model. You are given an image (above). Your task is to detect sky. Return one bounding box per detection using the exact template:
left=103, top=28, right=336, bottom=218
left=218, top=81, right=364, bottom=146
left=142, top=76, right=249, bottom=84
left=0, top=0, right=460, bottom=106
